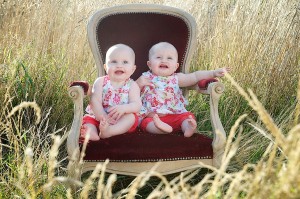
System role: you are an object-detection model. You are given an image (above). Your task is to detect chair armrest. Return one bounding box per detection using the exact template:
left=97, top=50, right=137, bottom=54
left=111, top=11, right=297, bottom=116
left=67, top=83, right=88, bottom=161
left=188, top=79, right=227, bottom=168
left=198, top=78, right=218, bottom=90
left=188, top=78, right=218, bottom=94
left=70, top=81, right=90, bottom=95
left=207, top=82, right=226, bottom=168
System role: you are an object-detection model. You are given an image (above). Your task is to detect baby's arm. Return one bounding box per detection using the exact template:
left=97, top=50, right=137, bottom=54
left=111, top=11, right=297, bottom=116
left=90, top=77, right=107, bottom=120
left=107, top=81, right=142, bottom=121
left=178, top=67, right=230, bottom=87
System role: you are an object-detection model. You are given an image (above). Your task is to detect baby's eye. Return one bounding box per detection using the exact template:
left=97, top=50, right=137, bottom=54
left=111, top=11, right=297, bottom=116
left=156, top=56, right=161, bottom=59
left=168, top=57, right=173, bottom=60
left=111, top=60, right=117, bottom=63
left=123, top=60, right=128, bottom=64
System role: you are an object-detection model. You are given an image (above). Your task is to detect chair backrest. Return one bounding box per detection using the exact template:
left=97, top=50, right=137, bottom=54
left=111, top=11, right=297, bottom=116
left=87, top=4, right=197, bottom=80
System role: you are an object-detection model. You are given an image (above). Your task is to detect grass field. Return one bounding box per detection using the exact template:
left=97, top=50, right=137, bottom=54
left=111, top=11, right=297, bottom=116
left=0, top=0, right=300, bottom=198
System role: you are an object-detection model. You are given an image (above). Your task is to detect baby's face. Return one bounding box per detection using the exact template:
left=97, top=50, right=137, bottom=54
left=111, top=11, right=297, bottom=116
left=147, top=44, right=179, bottom=77
left=105, top=46, right=136, bottom=82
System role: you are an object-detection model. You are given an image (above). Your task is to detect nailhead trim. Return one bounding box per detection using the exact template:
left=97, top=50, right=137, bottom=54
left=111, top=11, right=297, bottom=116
left=85, top=156, right=212, bottom=163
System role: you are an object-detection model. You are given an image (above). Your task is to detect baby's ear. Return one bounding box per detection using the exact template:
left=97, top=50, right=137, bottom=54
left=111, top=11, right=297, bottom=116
left=104, top=64, right=108, bottom=72
left=176, top=63, right=179, bottom=70
left=147, top=61, right=151, bottom=67
left=132, top=65, right=136, bottom=72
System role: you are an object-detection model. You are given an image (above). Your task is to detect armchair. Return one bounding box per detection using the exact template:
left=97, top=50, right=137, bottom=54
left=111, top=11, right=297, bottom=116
left=67, top=4, right=226, bottom=177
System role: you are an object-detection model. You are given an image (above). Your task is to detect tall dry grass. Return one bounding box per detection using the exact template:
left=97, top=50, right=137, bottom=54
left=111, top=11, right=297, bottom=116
left=1, top=0, right=300, bottom=198
left=1, top=81, right=299, bottom=198
left=1, top=0, right=299, bottom=125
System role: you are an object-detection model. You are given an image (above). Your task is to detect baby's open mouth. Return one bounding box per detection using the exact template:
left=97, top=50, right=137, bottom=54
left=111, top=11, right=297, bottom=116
left=159, top=64, right=168, bottom=69
left=115, top=70, right=124, bottom=75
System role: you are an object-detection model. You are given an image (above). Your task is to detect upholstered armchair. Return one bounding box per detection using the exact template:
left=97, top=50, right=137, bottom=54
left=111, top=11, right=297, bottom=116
left=67, top=4, right=226, bottom=177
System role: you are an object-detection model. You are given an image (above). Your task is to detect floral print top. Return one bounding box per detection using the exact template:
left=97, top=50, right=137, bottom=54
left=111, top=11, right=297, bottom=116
left=85, top=75, right=133, bottom=118
left=139, top=71, right=188, bottom=118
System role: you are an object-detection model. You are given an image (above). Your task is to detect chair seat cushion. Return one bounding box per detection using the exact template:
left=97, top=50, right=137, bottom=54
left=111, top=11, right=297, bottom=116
left=82, top=131, right=213, bottom=162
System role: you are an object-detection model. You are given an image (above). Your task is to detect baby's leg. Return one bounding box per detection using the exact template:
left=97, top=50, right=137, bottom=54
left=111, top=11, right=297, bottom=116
left=181, top=115, right=197, bottom=137
left=152, top=114, right=173, bottom=133
left=80, top=123, right=100, bottom=141
left=100, top=114, right=135, bottom=138
left=146, top=114, right=173, bottom=134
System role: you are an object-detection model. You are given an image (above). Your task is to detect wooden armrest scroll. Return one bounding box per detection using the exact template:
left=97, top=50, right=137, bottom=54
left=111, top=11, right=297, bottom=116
left=70, top=81, right=89, bottom=95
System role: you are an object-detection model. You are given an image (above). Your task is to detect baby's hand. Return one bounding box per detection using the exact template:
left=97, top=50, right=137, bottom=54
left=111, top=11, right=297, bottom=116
left=107, top=105, right=126, bottom=122
left=213, top=67, right=231, bottom=77
left=99, top=114, right=116, bottom=125
left=136, top=76, right=154, bottom=89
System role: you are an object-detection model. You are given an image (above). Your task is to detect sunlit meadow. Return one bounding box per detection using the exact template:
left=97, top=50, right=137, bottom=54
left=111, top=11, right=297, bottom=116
left=0, top=0, right=299, bottom=198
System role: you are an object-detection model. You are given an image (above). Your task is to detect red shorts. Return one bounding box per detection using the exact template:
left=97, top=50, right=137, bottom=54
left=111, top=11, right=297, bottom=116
left=82, top=113, right=139, bottom=133
left=140, top=112, right=195, bottom=133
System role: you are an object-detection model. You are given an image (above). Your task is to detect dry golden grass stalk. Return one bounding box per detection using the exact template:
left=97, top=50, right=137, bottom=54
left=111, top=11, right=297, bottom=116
left=47, top=135, right=61, bottom=181
left=103, top=174, right=117, bottom=198
left=80, top=164, right=101, bottom=198
left=24, top=147, right=36, bottom=197
left=206, top=125, right=243, bottom=196
left=8, top=101, right=41, bottom=124
left=96, top=159, right=109, bottom=199
left=223, top=114, right=248, bottom=161
left=124, top=164, right=165, bottom=198
left=225, top=73, right=287, bottom=151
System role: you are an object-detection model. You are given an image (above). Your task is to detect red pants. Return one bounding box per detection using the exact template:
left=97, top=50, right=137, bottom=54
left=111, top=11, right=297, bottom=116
left=82, top=114, right=139, bottom=133
left=140, top=112, right=195, bottom=133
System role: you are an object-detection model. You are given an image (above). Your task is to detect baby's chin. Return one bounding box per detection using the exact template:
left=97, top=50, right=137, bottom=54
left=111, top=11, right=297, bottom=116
left=110, top=75, right=130, bottom=82
left=152, top=71, right=174, bottom=77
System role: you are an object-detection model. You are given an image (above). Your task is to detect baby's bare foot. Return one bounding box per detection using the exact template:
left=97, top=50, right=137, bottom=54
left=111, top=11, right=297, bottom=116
left=80, top=124, right=100, bottom=141
left=80, top=125, right=87, bottom=137
left=183, top=116, right=197, bottom=137
left=153, top=114, right=173, bottom=133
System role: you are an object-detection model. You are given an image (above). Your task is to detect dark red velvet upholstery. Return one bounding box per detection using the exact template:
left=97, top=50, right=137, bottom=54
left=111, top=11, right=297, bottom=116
left=198, top=78, right=218, bottom=90
left=83, top=131, right=213, bottom=162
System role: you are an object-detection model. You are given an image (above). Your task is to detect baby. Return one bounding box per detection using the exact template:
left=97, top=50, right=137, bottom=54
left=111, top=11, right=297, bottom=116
left=81, top=44, right=142, bottom=140
left=137, top=42, right=229, bottom=137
